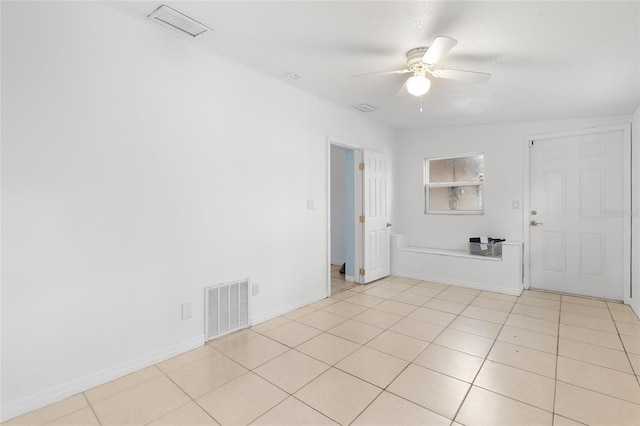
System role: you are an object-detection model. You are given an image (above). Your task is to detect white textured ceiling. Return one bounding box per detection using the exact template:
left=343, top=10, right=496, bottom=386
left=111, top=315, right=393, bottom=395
left=105, top=1, right=640, bottom=129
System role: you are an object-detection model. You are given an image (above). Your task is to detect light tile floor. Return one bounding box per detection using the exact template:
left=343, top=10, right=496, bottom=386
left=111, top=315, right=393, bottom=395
left=4, top=267, right=640, bottom=425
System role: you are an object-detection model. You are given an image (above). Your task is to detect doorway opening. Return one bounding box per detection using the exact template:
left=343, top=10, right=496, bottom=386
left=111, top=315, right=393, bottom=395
left=330, top=144, right=358, bottom=295
left=328, top=140, right=392, bottom=297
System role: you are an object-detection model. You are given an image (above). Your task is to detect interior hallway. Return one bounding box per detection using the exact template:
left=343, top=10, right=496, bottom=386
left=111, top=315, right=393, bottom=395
left=330, top=264, right=358, bottom=295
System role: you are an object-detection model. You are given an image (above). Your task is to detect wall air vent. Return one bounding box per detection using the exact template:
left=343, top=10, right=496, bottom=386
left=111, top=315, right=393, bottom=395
left=148, top=5, right=213, bottom=38
left=204, top=279, right=250, bottom=341
left=352, top=104, right=377, bottom=113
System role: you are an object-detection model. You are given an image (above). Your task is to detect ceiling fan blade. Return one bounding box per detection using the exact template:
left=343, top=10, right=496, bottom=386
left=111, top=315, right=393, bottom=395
left=431, top=68, right=491, bottom=83
left=422, top=36, right=457, bottom=65
left=396, top=78, right=409, bottom=97
left=351, top=68, right=411, bottom=78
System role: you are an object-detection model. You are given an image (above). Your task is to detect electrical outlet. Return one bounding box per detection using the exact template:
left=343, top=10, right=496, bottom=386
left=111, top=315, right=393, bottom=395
left=181, top=302, right=192, bottom=320
left=252, top=282, right=260, bottom=296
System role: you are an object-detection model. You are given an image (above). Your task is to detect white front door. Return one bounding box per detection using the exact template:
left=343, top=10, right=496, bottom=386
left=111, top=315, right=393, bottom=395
left=529, top=128, right=627, bottom=300
left=361, top=150, right=391, bottom=284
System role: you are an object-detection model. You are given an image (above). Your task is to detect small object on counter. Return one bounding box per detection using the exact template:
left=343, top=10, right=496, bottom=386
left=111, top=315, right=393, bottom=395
left=469, top=237, right=505, bottom=257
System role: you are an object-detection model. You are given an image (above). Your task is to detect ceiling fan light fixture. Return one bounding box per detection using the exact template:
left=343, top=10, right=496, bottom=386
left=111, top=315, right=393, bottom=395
left=407, top=75, right=431, bottom=96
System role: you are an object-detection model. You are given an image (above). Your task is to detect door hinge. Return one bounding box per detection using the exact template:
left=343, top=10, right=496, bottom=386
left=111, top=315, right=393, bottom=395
left=359, top=215, right=365, bottom=223
left=359, top=162, right=365, bottom=171
left=359, top=268, right=365, bottom=276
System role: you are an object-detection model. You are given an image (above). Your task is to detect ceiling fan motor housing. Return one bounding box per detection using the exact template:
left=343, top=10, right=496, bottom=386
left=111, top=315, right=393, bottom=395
left=407, top=47, right=428, bottom=69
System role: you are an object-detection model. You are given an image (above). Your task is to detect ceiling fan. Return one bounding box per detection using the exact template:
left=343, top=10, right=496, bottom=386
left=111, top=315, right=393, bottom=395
left=353, top=36, right=491, bottom=97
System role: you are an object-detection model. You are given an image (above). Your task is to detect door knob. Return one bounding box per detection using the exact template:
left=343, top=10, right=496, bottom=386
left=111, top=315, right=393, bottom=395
left=386, top=223, right=393, bottom=227
left=530, top=220, right=543, bottom=226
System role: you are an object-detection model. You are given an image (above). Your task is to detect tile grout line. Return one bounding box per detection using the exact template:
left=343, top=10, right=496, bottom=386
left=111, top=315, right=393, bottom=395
left=180, top=288, right=611, bottom=424
left=154, top=364, right=221, bottom=426
left=456, top=291, right=597, bottom=421
left=82, top=367, right=190, bottom=426
left=207, top=321, right=342, bottom=425
left=551, top=295, right=563, bottom=425
left=554, top=315, right=640, bottom=408
left=300, top=279, right=453, bottom=425
left=299, top=284, right=415, bottom=425
left=554, top=295, right=640, bottom=415
left=459, top=293, right=603, bottom=422
left=607, top=301, right=640, bottom=386
left=201, top=289, right=634, bottom=424
left=447, top=291, right=519, bottom=424
left=380, top=288, right=561, bottom=422
left=554, top=294, right=640, bottom=414
left=342, top=280, right=453, bottom=425
left=16, top=280, right=638, bottom=426
left=82, top=392, right=103, bottom=426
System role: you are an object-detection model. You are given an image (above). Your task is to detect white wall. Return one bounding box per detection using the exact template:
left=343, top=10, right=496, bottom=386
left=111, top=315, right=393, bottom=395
left=631, top=104, right=640, bottom=317
left=330, top=146, right=346, bottom=265
left=395, top=116, right=633, bottom=251
left=0, top=1, right=395, bottom=420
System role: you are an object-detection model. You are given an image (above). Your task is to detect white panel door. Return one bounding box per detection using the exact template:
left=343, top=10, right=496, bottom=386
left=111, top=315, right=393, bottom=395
left=529, top=129, right=625, bottom=300
left=362, top=150, right=391, bottom=284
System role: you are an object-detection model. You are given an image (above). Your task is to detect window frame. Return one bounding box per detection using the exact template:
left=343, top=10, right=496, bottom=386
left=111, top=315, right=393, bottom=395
left=424, top=152, right=485, bottom=215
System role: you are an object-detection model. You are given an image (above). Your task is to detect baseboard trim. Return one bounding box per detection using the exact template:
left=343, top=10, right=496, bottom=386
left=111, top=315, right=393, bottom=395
left=391, top=270, right=524, bottom=296
left=630, top=298, right=640, bottom=321
left=1, top=335, right=204, bottom=422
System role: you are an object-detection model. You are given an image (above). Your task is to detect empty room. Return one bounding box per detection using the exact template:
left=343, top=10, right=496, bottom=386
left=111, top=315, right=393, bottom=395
left=2, top=1, right=640, bottom=425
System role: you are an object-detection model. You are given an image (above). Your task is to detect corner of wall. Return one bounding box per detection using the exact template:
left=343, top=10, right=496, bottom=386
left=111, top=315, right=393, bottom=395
left=630, top=103, right=640, bottom=317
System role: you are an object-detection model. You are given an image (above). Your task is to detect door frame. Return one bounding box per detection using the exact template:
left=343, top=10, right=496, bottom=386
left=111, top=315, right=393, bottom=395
left=522, top=124, right=632, bottom=303
left=327, top=136, right=364, bottom=297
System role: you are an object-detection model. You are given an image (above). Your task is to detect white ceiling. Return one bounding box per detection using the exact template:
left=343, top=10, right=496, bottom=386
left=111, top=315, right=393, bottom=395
left=105, top=1, right=640, bottom=129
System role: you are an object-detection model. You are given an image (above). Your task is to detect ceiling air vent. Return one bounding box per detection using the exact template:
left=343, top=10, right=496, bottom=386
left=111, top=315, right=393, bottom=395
left=148, top=5, right=213, bottom=38
left=352, top=104, right=377, bottom=113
